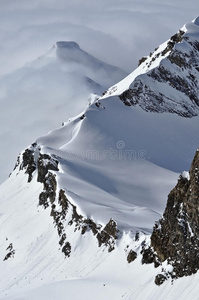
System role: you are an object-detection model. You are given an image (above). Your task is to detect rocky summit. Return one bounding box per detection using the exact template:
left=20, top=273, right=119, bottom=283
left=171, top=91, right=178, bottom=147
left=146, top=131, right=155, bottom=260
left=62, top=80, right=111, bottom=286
left=106, top=17, right=199, bottom=117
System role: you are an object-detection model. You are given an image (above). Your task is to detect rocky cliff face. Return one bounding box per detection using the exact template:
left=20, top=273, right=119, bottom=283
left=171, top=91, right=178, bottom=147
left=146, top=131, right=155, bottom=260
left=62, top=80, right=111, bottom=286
left=118, top=18, right=199, bottom=117
left=17, top=144, right=121, bottom=257
left=150, top=149, right=199, bottom=283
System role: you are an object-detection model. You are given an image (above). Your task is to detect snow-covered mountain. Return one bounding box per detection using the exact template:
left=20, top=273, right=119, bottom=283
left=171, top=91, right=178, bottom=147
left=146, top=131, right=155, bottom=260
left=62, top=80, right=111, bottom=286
left=1, top=17, right=199, bottom=300
left=105, top=17, right=199, bottom=117
left=0, top=41, right=126, bottom=183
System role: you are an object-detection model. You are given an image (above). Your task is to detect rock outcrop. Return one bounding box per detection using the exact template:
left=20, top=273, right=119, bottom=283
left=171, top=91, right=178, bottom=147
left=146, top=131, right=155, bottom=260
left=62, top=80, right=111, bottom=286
left=17, top=144, right=120, bottom=257
left=119, top=20, right=199, bottom=117
left=151, top=149, right=199, bottom=281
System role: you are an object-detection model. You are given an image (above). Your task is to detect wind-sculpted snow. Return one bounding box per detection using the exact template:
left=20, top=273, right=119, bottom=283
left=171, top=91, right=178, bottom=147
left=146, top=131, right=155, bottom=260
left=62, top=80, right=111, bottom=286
left=0, top=41, right=126, bottom=183
left=2, top=17, right=199, bottom=300
left=0, top=140, right=176, bottom=299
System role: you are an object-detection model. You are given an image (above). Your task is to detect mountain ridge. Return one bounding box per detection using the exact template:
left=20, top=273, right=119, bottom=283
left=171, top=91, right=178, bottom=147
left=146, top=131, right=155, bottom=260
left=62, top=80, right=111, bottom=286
left=1, top=17, right=199, bottom=300
left=0, top=40, right=126, bottom=184
left=103, top=17, right=199, bottom=117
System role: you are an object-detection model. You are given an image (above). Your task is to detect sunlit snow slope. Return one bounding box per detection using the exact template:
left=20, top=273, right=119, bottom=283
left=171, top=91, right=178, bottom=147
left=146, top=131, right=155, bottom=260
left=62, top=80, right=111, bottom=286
left=105, top=17, right=199, bottom=118
left=0, top=41, right=126, bottom=183
left=1, top=17, right=199, bottom=300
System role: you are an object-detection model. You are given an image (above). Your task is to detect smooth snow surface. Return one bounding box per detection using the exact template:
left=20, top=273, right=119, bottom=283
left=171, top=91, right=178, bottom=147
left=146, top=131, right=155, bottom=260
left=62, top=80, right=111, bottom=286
left=0, top=42, right=126, bottom=183
left=1, top=13, right=199, bottom=300
left=1, top=89, right=199, bottom=299
left=0, top=0, right=198, bottom=183
left=0, top=167, right=198, bottom=300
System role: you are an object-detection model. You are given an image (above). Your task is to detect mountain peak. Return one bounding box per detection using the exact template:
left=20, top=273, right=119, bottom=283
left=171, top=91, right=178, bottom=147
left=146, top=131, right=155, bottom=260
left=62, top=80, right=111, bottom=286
left=102, top=18, right=199, bottom=117
left=55, top=40, right=83, bottom=62
left=55, top=41, right=80, bottom=50
left=2, top=17, right=199, bottom=299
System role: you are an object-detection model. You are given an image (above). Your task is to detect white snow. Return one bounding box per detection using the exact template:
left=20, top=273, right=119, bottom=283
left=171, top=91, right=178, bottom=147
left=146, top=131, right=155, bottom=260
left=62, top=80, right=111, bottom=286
left=1, top=84, right=198, bottom=299
left=0, top=42, right=126, bottom=183
left=1, top=11, right=199, bottom=300
left=181, top=171, right=190, bottom=180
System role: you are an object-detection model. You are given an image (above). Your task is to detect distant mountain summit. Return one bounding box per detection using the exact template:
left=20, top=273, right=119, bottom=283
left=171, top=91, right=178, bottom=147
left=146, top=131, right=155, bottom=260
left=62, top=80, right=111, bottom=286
left=104, top=17, right=199, bottom=117
left=0, top=40, right=126, bottom=184
left=1, top=18, right=199, bottom=300
left=56, top=41, right=80, bottom=49
left=45, top=40, right=127, bottom=87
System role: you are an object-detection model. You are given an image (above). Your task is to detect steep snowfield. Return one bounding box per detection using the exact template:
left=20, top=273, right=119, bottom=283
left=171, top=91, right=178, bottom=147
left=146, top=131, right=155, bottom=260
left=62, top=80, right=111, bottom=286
left=104, top=17, right=199, bottom=117
left=1, top=17, right=199, bottom=300
left=0, top=41, right=126, bottom=183
left=0, top=167, right=198, bottom=300
left=38, top=95, right=199, bottom=172
left=1, top=92, right=199, bottom=299
left=0, top=152, right=177, bottom=300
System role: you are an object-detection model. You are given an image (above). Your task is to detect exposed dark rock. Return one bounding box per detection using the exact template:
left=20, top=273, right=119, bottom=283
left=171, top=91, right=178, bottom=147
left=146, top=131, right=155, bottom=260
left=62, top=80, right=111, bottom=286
left=59, top=233, right=67, bottom=247
left=141, top=246, right=155, bottom=264
left=95, top=101, right=101, bottom=107
left=79, top=114, right=85, bottom=120
left=95, top=101, right=105, bottom=109
left=154, top=274, right=167, bottom=286
left=168, top=51, right=190, bottom=68
left=138, top=56, right=147, bottom=66
left=141, top=246, right=160, bottom=268
left=162, top=30, right=185, bottom=56
left=119, top=28, right=199, bottom=118
left=37, top=153, right=59, bottom=183
left=119, top=88, right=138, bottom=106
left=103, top=218, right=118, bottom=239
left=135, top=231, right=139, bottom=241
left=127, top=250, right=137, bottom=263
left=37, top=166, right=119, bottom=256
left=151, top=149, right=199, bottom=279
left=18, top=144, right=59, bottom=183
left=13, top=155, right=20, bottom=172
left=81, top=219, right=100, bottom=235
left=58, top=189, right=69, bottom=217
left=39, top=191, right=49, bottom=209
left=18, top=145, right=120, bottom=257
left=62, top=242, right=71, bottom=257
left=96, top=219, right=119, bottom=252
left=171, top=30, right=185, bottom=43
left=39, top=172, right=57, bottom=209
left=71, top=204, right=83, bottom=226
left=20, top=148, right=36, bottom=182
left=3, top=243, right=15, bottom=261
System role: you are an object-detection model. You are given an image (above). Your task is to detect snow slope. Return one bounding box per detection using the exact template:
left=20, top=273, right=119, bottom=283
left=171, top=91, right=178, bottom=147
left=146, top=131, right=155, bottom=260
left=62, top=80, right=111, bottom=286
left=104, top=17, right=199, bottom=117
left=0, top=141, right=178, bottom=299
left=1, top=17, right=199, bottom=300
left=0, top=162, right=197, bottom=300
left=0, top=41, right=126, bottom=183
left=1, top=85, right=199, bottom=299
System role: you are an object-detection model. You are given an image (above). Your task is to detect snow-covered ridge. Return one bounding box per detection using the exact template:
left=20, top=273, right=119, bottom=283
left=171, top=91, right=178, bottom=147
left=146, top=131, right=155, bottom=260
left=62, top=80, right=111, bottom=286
left=0, top=39, right=127, bottom=184
left=46, top=40, right=127, bottom=83
left=0, top=140, right=175, bottom=298
left=2, top=17, right=199, bottom=300
left=102, top=17, right=199, bottom=117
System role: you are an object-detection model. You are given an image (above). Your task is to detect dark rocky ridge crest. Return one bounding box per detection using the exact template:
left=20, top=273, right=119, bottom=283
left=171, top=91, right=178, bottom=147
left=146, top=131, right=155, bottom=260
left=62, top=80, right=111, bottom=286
left=119, top=24, right=199, bottom=117
left=150, top=148, right=199, bottom=283
left=17, top=145, right=120, bottom=256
